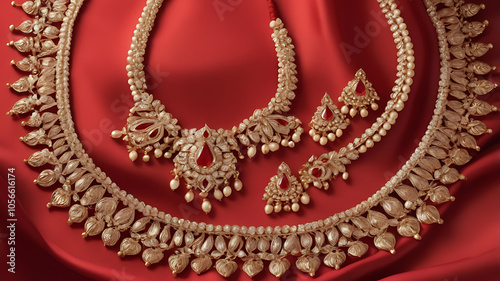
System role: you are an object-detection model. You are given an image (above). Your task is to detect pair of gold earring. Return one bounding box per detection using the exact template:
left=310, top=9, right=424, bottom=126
left=309, top=68, right=379, bottom=145
left=263, top=69, right=379, bottom=214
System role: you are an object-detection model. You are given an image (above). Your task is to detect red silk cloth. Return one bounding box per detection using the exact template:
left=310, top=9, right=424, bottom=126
left=1, top=1, right=499, bottom=280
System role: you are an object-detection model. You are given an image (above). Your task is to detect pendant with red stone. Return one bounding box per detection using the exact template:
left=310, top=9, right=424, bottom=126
left=263, top=162, right=310, bottom=214
left=338, top=68, right=380, bottom=118
left=309, top=93, right=350, bottom=145
left=171, top=125, right=241, bottom=213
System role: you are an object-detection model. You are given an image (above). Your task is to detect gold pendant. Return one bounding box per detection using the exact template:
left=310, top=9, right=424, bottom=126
left=170, top=126, right=242, bottom=213
left=309, top=93, right=350, bottom=145
left=339, top=69, right=379, bottom=118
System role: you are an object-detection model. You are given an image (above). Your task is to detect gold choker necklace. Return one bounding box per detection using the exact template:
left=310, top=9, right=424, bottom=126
left=110, top=0, right=303, bottom=214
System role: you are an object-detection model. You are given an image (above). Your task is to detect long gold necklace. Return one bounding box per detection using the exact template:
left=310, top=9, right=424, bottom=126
left=7, top=0, right=496, bottom=278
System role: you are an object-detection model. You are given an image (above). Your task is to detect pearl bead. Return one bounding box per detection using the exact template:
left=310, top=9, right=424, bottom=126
left=201, top=200, right=212, bottom=214
left=395, top=102, right=405, bottom=112
left=300, top=193, right=310, bottom=205
left=223, top=186, right=232, bottom=197
left=274, top=204, right=282, bottom=213
left=342, top=172, right=349, bottom=180
left=111, top=130, right=122, bottom=139
left=402, top=85, right=410, bottom=94
left=291, top=203, right=300, bottom=212
left=366, top=139, right=374, bottom=148
left=358, top=145, right=367, bottom=153
left=142, top=154, right=150, bottom=162
left=154, top=148, right=162, bottom=158
left=214, top=189, right=223, bottom=200
left=327, top=133, right=336, bottom=142
left=170, top=178, right=179, bottom=190
left=265, top=204, right=273, bottom=214
left=129, top=151, right=138, bottom=162
left=247, top=146, right=256, bottom=158
left=269, top=142, right=279, bottom=152
left=234, top=179, right=243, bottom=191
left=336, top=129, right=343, bottom=138
left=320, top=136, right=328, bottom=146
left=261, top=144, right=270, bottom=154
left=281, top=139, right=288, bottom=147
left=360, top=108, right=369, bottom=118
left=341, top=105, right=349, bottom=114
left=292, top=132, right=301, bottom=143
left=349, top=108, right=357, bottom=117
left=184, top=190, right=194, bottom=203
left=313, top=134, right=320, bottom=142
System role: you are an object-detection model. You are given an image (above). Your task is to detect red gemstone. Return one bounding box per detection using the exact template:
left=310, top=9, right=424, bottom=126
left=278, top=175, right=290, bottom=190
left=277, top=119, right=289, bottom=126
left=203, top=130, right=210, bottom=138
left=196, top=143, right=214, bottom=167
left=321, top=108, right=334, bottom=121
left=136, top=122, right=154, bottom=130
left=355, top=81, right=366, bottom=96
left=149, top=128, right=159, bottom=138
left=202, top=179, right=210, bottom=188
left=311, top=168, right=322, bottom=178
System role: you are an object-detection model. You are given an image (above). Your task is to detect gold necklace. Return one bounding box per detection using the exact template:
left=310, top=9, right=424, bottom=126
left=110, top=0, right=302, bottom=213
left=6, top=0, right=496, bottom=278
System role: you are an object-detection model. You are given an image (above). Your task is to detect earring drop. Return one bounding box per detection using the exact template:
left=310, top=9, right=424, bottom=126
left=263, top=162, right=310, bottom=214
left=339, top=69, right=379, bottom=118
left=309, top=93, right=350, bottom=145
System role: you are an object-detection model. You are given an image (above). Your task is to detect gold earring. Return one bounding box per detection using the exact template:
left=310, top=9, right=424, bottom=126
left=263, top=162, right=310, bottom=214
left=309, top=93, right=350, bottom=145
left=339, top=69, right=379, bottom=118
